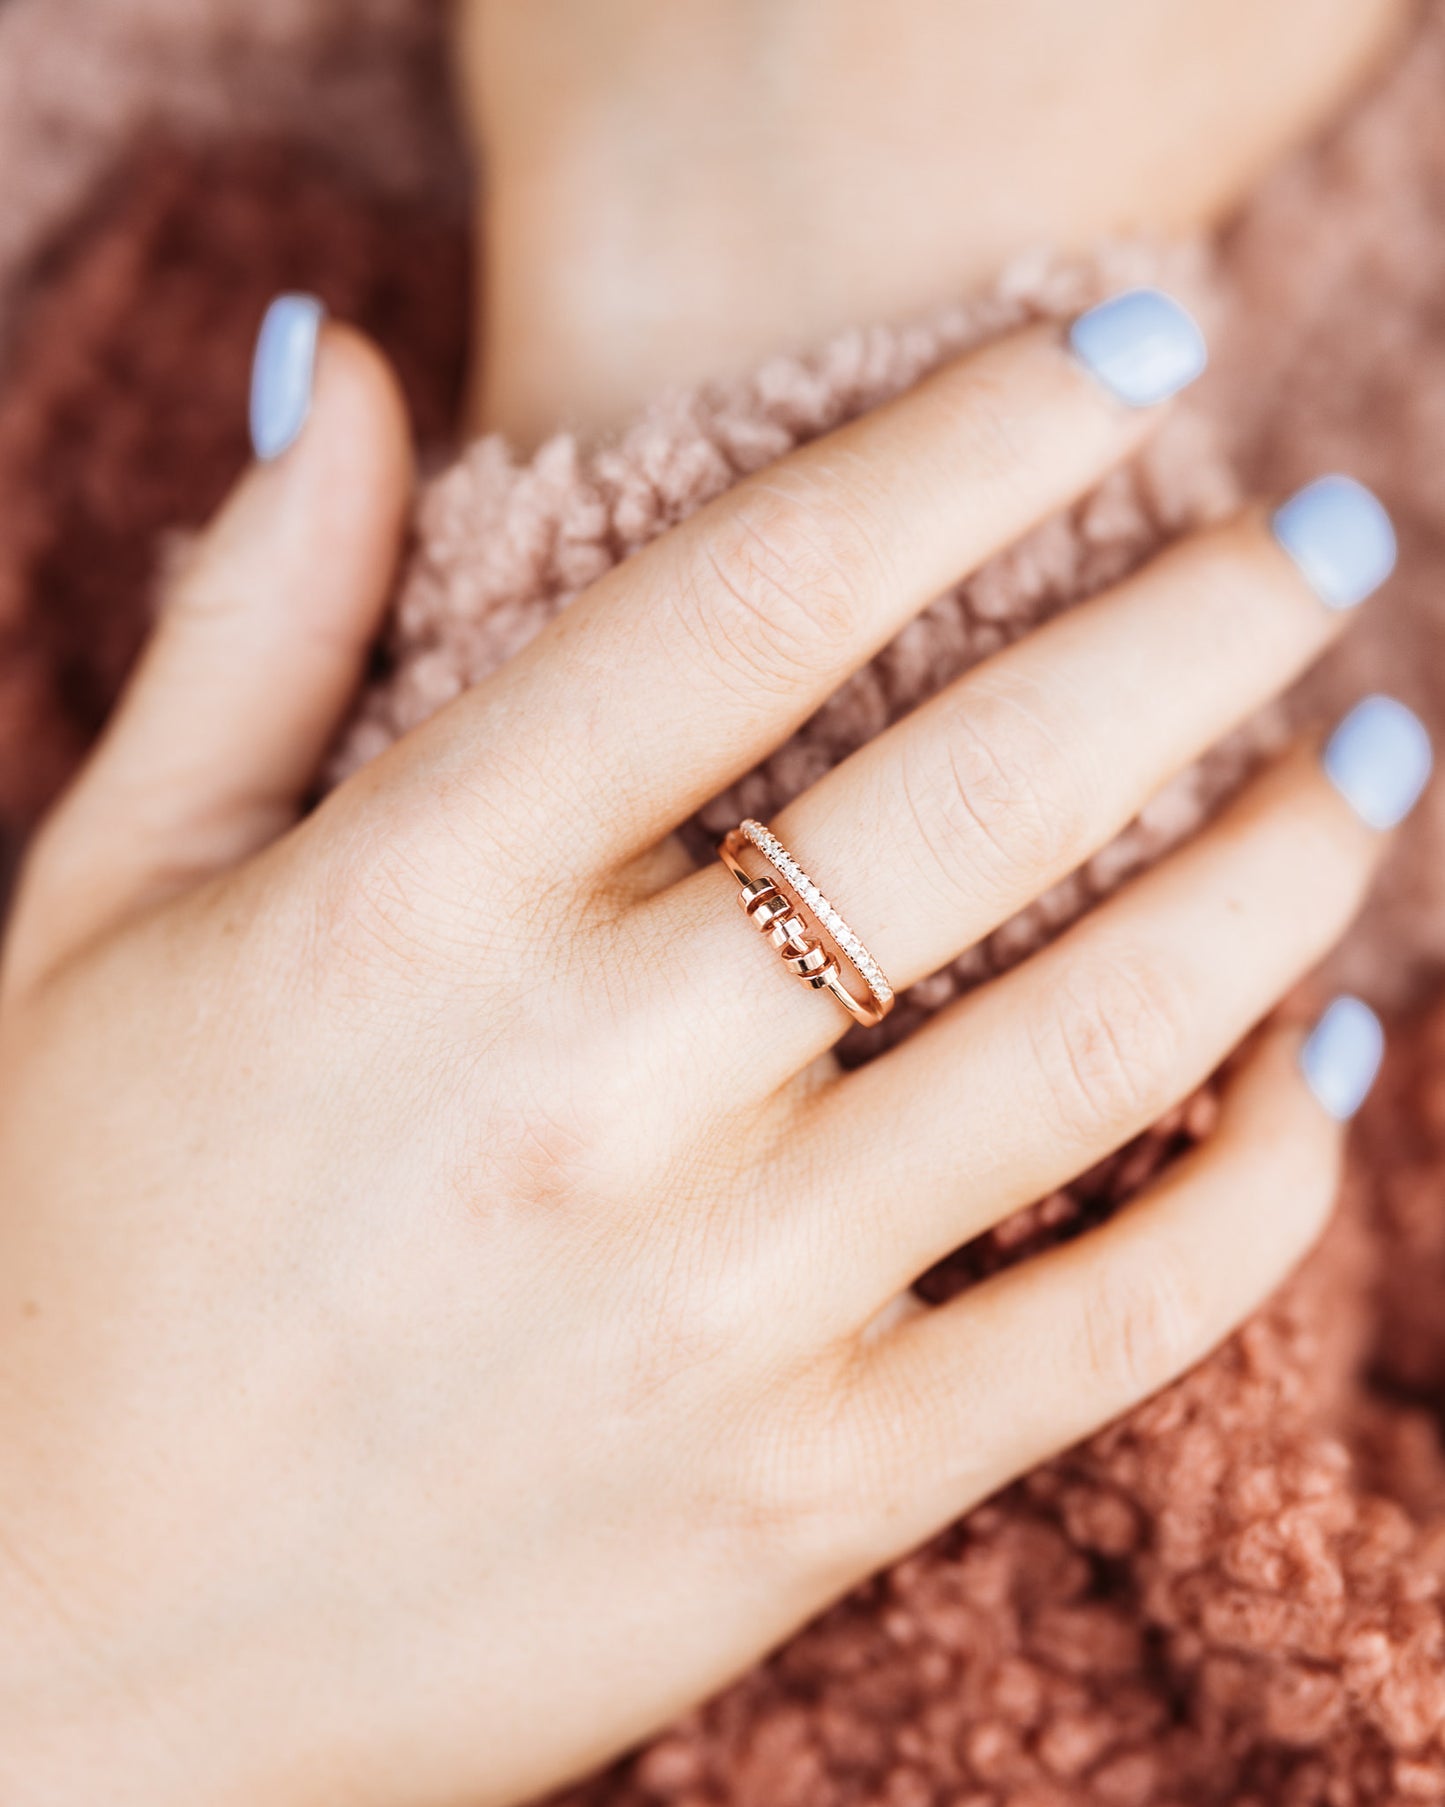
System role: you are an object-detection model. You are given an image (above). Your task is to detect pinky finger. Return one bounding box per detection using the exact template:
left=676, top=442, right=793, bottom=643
left=844, top=1007, right=1380, bottom=1552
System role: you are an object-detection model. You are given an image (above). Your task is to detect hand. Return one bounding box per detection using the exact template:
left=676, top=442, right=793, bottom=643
left=0, top=291, right=1420, bottom=1807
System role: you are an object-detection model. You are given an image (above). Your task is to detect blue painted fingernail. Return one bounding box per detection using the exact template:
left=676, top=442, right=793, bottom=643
left=1067, top=288, right=1208, bottom=408
left=1272, top=476, right=1397, bottom=610
left=1323, top=695, right=1432, bottom=830
left=249, top=294, right=325, bottom=461
left=1300, top=995, right=1383, bottom=1121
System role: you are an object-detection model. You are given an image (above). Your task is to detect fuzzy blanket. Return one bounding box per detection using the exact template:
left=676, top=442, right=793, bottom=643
left=8, top=3, right=1445, bottom=1802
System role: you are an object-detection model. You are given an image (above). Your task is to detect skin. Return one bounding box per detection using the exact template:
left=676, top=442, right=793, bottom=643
left=0, top=315, right=1400, bottom=1806
left=462, top=0, right=1409, bottom=443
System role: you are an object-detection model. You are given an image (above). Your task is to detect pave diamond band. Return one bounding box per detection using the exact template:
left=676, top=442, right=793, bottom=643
left=718, top=819, right=894, bottom=1029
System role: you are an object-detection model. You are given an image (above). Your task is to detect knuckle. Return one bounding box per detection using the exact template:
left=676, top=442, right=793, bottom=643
left=484, top=1088, right=620, bottom=1219
left=299, top=878, right=418, bottom=1015
left=159, top=536, right=248, bottom=629
left=299, top=764, right=556, bottom=997
left=1080, top=1240, right=1205, bottom=1400
left=1034, top=945, right=1192, bottom=1143
left=619, top=1323, right=861, bottom=1583
left=682, top=479, right=891, bottom=697
left=714, top=1396, right=860, bottom=1582
left=298, top=803, right=464, bottom=995
left=948, top=370, right=1035, bottom=494
left=906, top=682, right=1083, bottom=907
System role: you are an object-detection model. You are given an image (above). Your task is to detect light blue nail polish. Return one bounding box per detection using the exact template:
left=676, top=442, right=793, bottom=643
left=1272, top=476, right=1397, bottom=610
left=1067, top=288, right=1208, bottom=409
left=1323, top=695, right=1433, bottom=831
left=249, top=294, right=325, bottom=461
left=1300, top=995, right=1384, bottom=1122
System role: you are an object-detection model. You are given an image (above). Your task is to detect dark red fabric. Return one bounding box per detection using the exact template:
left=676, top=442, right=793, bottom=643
left=0, top=137, right=467, bottom=839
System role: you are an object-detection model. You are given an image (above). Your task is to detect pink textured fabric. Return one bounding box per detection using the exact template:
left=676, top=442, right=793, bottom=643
left=5, top=2, right=1445, bottom=1802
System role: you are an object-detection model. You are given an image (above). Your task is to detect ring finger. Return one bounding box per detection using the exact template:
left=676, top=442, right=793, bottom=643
left=769, top=715, right=1428, bottom=1329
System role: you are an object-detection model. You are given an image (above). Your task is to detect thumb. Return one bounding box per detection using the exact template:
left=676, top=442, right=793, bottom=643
left=6, top=296, right=413, bottom=994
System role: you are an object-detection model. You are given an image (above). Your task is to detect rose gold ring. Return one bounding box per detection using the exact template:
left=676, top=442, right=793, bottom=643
left=718, top=818, right=894, bottom=1030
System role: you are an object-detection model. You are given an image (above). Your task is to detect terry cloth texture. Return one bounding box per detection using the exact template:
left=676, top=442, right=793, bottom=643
left=8, top=2, right=1445, bottom=1801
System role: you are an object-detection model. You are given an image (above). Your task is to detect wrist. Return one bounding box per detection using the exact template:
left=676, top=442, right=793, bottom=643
left=459, top=0, right=1404, bottom=446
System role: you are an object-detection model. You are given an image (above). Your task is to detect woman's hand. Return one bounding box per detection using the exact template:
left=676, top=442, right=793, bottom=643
left=0, top=292, right=1422, bottom=1807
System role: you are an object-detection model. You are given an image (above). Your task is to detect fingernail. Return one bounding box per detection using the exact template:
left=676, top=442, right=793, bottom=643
left=1300, top=995, right=1383, bottom=1122
left=1272, top=476, right=1397, bottom=610
left=249, top=294, right=325, bottom=461
left=1067, top=288, right=1208, bottom=408
left=1323, top=695, right=1433, bottom=830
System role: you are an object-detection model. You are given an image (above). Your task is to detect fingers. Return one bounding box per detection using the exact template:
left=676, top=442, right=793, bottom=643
left=774, top=716, right=1423, bottom=1320
left=642, top=477, right=1397, bottom=1091
left=6, top=301, right=413, bottom=995
left=833, top=1015, right=1373, bottom=1564
left=385, top=291, right=1205, bottom=877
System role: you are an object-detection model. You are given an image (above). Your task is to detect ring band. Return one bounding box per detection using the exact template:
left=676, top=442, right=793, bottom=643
left=718, top=819, right=894, bottom=1029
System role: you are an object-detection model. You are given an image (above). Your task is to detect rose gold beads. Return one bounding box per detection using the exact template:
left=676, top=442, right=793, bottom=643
left=718, top=820, right=894, bottom=1029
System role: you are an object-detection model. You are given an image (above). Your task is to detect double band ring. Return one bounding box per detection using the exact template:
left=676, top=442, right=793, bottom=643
left=718, top=819, right=894, bottom=1029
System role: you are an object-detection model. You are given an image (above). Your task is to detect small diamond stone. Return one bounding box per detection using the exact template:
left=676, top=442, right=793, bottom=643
left=738, top=817, right=891, bottom=1015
